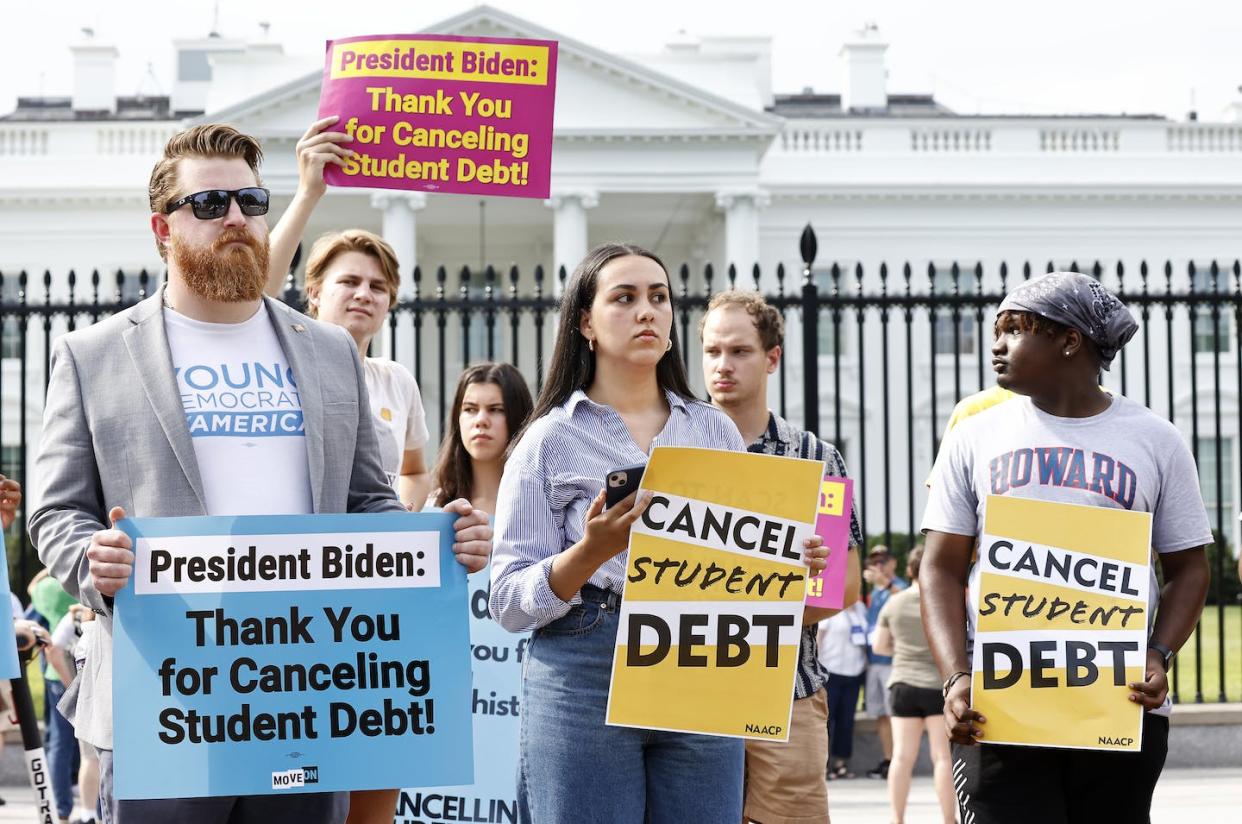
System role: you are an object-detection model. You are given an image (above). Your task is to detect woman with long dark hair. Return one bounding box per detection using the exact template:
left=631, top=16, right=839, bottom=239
left=430, top=362, right=533, bottom=512
left=412, top=362, right=532, bottom=822
left=489, top=243, right=828, bottom=822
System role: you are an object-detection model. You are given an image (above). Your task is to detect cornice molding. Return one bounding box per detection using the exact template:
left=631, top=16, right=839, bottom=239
left=764, top=186, right=1242, bottom=203
left=369, top=192, right=429, bottom=212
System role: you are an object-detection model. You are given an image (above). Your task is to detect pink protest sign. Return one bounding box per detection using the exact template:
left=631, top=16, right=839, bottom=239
left=317, top=33, right=557, bottom=198
left=806, top=476, right=854, bottom=609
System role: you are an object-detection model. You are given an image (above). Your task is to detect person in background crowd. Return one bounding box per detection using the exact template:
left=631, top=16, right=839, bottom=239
left=0, top=474, right=23, bottom=810
left=12, top=618, right=54, bottom=658
left=29, top=123, right=491, bottom=824
left=51, top=604, right=100, bottom=824
left=921, top=271, right=1211, bottom=823
left=699, top=290, right=862, bottom=824
left=926, top=387, right=1019, bottom=487
left=429, top=363, right=533, bottom=514
left=818, top=600, right=868, bottom=781
left=31, top=571, right=79, bottom=823
left=862, top=546, right=907, bottom=780
left=419, top=365, right=532, bottom=824
left=872, top=546, right=954, bottom=824
left=0, top=528, right=23, bottom=813
left=489, top=244, right=829, bottom=822
left=1235, top=521, right=1241, bottom=585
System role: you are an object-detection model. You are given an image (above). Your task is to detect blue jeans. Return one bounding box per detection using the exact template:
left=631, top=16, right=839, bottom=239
left=45, top=678, right=78, bottom=818
left=518, top=586, right=744, bottom=823
left=825, top=672, right=862, bottom=761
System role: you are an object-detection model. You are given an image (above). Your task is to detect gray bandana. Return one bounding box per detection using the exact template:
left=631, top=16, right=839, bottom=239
left=997, top=271, right=1138, bottom=370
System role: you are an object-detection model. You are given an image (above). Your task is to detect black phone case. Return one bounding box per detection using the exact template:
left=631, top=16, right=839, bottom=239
left=604, top=465, right=645, bottom=508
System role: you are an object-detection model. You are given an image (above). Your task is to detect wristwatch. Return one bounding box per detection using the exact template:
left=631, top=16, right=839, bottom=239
left=1147, top=641, right=1174, bottom=672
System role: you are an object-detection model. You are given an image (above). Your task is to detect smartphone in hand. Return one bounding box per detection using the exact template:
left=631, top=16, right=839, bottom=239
left=604, top=464, right=646, bottom=509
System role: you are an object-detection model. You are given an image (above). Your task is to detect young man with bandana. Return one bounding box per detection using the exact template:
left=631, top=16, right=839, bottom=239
left=920, top=272, right=1211, bottom=824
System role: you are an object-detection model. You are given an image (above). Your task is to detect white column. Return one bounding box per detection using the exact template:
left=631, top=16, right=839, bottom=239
left=370, top=192, right=427, bottom=365
left=715, top=188, right=770, bottom=284
left=717, top=188, right=777, bottom=406
left=370, top=191, right=427, bottom=299
left=545, top=191, right=598, bottom=290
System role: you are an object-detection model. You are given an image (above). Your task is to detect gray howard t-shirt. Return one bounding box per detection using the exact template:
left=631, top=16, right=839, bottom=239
left=922, top=393, right=1213, bottom=715
left=877, top=584, right=942, bottom=690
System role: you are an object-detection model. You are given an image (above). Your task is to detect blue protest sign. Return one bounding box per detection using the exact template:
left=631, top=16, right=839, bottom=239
left=397, top=567, right=526, bottom=823
left=113, top=512, right=473, bottom=799
left=0, top=540, right=19, bottom=679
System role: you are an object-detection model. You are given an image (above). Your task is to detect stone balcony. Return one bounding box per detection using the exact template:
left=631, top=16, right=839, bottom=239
left=762, top=118, right=1242, bottom=191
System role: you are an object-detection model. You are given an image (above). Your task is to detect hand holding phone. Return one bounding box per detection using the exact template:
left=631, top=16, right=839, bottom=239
left=604, top=464, right=646, bottom=509
left=578, top=467, right=652, bottom=563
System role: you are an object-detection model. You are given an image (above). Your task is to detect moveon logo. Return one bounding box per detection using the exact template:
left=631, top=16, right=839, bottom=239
left=271, top=766, right=318, bottom=790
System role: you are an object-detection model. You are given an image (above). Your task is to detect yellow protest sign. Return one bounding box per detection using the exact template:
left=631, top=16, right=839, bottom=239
left=973, top=495, right=1151, bottom=751
left=605, top=447, right=823, bottom=741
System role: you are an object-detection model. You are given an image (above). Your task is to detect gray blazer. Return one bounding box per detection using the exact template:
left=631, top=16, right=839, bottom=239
left=28, top=290, right=404, bottom=749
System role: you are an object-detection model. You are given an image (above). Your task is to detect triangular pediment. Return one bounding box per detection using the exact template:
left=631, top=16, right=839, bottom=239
left=199, top=4, right=780, bottom=140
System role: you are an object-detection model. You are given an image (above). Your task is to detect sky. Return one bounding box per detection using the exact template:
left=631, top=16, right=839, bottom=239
left=2, top=0, right=1240, bottom=121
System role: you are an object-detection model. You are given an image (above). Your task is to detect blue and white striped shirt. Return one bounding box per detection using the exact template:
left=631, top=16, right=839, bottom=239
left=489, top=388, right=747, bottom=632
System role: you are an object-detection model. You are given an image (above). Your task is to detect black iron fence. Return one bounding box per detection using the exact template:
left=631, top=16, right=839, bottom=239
left=1, top=225, right=1239, bottom=703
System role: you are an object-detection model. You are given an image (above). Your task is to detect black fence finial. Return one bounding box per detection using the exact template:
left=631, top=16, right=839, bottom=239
left=799, top=223, right=817, bottom=274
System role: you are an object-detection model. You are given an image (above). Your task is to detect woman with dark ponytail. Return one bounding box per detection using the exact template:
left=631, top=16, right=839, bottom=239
left=489, top=243, right=827, bottom=822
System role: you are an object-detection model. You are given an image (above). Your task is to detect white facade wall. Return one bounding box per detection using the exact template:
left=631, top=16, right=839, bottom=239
left=3, top=8, right=1241, bottom=549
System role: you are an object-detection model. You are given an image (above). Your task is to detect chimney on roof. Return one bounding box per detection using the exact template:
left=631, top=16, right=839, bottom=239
left=70, top=31, right=119, bottom=114
left=171, top=35, right=245, bottom=115
left=840, top=23, right=887, bottom=113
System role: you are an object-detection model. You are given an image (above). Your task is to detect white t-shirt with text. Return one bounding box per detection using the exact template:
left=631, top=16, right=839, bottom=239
left=164, top=304, right=313, bottom=515
left=817, top=602, right=869, bottom=677
left=922, top=394, right=1213, bottom=715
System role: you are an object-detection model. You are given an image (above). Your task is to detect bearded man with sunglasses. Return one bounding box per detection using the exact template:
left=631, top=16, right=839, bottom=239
left=28, top=124, right=493, bottom=824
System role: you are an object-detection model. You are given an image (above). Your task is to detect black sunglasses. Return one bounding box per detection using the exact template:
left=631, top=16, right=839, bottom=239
left=164, top=187, right=271, bottom=220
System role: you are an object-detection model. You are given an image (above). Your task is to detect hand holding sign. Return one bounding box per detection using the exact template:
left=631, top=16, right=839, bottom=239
left=1128, top=652, right=1169, bottom=709
left=294, top=116, right=355, bottom=199
left=443, top=498, right=493, bottom=573
left=945, top=676, right=986, bottom=745
left=803, top=536, right=828, bottom=576
left=88, top=505, right=134, bottom=597
left=0, top=474, right=21, bottom=531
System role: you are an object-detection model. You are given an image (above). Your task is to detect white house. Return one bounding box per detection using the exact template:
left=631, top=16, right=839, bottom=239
left=3, top=5, right=1241, bottom=547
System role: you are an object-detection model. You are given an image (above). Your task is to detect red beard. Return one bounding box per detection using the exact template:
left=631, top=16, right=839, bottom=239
left=171, top=228, right=270, bottom=303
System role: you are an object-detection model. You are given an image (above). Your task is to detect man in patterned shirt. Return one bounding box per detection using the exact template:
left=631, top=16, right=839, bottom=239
left=701, top=291, right=862, bottom=824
